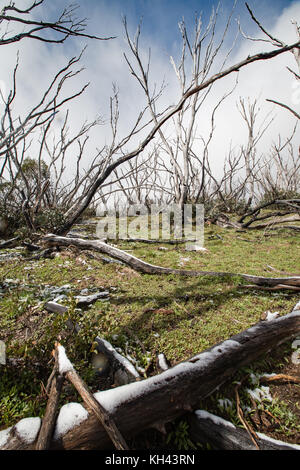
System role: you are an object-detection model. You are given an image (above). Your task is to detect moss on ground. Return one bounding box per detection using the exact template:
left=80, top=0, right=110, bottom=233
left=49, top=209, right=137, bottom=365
left=0, top=223, right=299, bottom=446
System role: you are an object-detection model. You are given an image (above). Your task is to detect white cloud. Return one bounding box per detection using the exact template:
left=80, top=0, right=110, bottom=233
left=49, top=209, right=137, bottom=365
left=0, top=0, right=299, bottom=191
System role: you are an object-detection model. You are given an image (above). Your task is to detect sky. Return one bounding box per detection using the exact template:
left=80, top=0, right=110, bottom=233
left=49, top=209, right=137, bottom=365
left=0, top=0, right=299, bottom=190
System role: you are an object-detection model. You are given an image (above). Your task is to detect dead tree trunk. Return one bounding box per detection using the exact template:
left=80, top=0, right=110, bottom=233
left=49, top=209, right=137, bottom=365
left=188, top=410, right=300, bottom=450
left=1, top=309, right=299, bottom=450
left=42, top=234, right=300, bottom=287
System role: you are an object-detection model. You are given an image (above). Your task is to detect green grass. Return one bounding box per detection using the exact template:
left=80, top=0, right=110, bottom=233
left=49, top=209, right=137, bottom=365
left=0, top=223, right=299, bottom=433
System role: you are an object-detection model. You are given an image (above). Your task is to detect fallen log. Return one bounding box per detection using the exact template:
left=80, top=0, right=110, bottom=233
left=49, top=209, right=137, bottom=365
left=265, top=225, right=300, bottom=232
left=0, top=237, right=19, bottom=249
left=247, top=216, right=300, bottom=230
left=1, top=309, right=299, bottom=450
left=188, top=410, right=300, bottom=450
left=113, top=238, right=197, bottom=244
left=42, top=234, right=300, bottom=287
left=242, top=284, right=300, bottom=292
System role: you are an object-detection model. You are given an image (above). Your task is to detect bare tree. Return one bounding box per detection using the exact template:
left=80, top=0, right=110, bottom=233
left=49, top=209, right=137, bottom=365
left=1, top=2, right=300, bottom=236
left=121, top=5, right=239, bottom=212
left=0, top=1, right=115, bottom=231
left=258, top=125, right=300, bottom=201
left=0, top=0, right=114, bottom=45
left=241, top=3, right=300, bottom=120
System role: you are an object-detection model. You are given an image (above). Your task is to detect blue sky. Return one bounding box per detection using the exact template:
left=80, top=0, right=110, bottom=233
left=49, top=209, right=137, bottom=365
left=81, top=0, right=297, bottom=40
left=39, top=0, right=299, bottom=56
left=1, top=0, right=299, bottom=184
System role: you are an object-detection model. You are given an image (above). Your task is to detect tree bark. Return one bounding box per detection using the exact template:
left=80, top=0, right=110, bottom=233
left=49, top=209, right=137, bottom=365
left=1, top=309, right=299, bottom=450
left=42, top=234, right=300, bottom=287
left=35, top=374, right=64, bottom=450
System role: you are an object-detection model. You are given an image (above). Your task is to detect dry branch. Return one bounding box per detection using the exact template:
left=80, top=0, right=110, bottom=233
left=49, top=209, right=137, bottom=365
left=1, top=309, right=299, bottom=450
left=42, top=234, right=300, bottom=288
left=0, top=237, right=19, bottom=248
left=260, top=374, right=300, bottom=385
left=35, top=350, right=64, bottom=450
left=242, top=284, right=300, bottom=292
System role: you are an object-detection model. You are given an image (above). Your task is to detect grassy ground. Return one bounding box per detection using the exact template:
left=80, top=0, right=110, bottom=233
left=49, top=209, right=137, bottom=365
left=0, top=222, right=299, bottom=448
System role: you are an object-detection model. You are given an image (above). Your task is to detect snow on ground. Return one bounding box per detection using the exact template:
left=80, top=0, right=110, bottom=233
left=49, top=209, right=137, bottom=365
left=247, top=385, right=273, bottom=403
left=265, top=311, right=280, bottom=321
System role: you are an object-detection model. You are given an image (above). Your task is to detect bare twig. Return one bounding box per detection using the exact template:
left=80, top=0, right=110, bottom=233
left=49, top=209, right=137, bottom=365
left=35, top=348, right=64, bottom=450
left=235, top=382, right=260, bottom=450
left=56, top=343, right=129, bottom=450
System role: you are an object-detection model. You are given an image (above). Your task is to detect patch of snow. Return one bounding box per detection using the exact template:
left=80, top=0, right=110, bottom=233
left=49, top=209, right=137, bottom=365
left=157, top=353, right=169, bottom=371
left=265, top=311, right=280, bottom=321
left=185, top=245, right=207, bottom=252
left=292, top=338, right=300, bottom=350
left=15, top=417, right=41, bottom=444
left=218, top=398, right=233, bottom=410
left=247, top=386, right=272, bottom=403
left=0, top=340, right=6, bottom=365
left=249, top=372, right=276, bottom=386
left=0, top=427, right=12, bottom=448
left=54, top=403, right=89, bottom=439
left=195, top=410, right=236, bottom=428
left=291, top=350, right=300, bottom=365
left=57, top=345, right=74, bottom=374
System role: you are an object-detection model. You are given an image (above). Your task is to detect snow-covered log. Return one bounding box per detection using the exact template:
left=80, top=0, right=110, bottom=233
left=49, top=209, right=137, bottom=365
left=188, top=410, right=300, bottom=450
left=1, top=309, right=299, bottom=450
left=42, top=234, right=300, bottom=287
